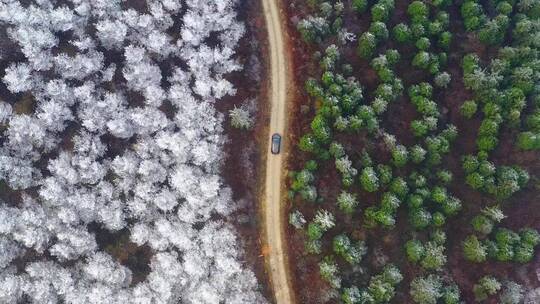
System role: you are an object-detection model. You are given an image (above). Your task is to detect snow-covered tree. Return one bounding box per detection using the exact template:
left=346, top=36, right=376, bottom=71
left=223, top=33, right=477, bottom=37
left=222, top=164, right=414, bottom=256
left=0, top=0, right=266, bottom=302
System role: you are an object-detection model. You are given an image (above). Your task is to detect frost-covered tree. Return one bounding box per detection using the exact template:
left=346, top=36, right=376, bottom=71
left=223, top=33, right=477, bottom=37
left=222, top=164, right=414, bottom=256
left=0, top=0, right=267, bottom=302
left=229, top=105, right=254, bottom=129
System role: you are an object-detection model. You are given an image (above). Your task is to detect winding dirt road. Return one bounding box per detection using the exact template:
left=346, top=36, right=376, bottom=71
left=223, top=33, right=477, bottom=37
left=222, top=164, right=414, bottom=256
left=261, top=0, right=294, bottom=303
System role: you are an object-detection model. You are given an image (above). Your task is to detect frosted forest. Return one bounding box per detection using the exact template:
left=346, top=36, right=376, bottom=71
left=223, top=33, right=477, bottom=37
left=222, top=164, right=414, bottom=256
left=0, top=0, right=267, bottom=303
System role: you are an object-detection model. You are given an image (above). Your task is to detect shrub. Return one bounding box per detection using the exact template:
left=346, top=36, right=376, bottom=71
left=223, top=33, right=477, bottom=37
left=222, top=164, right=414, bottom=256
left=473, top=276, right=501, bottom=302
left=513, top=243, right=534, bottom=263
left=367, top=264, right=403, bottom=302
left=410, top=145, right=427, bottom=163
left=361, top=167, right=380, bottom=192
left=385, top=49, right=401, bottom=65
left=481, top=205, right=506, bottom=222
left=432, top=212, right=446, bottom=227
left=405, top=239, right=425, bottom=263
left=289, top=210, right=306, bottom=229
left=431, top=229, right=447, bottom=245
left=463, top=235, right=487, bottom=263
left=410, top=275, right=443, bottom=304
left=431, top=186, right=448, bottom=204
left=393, top=23, right=411, bottom=42
left=415, top=37, right=431, bottom=50
left=421, top=241, right=446, bottom=270
left=441, top=196, right=462, bottom=216
left=307, top=222, right=324, bottom=240
left=460, top=100, right=478, bottom=118
left=333, top=234, right=367, bottom=264
left=352, top=0, right=368, bottom=13
left=472, top=215, right=494, bottom=234
left=478, top=16, right=509, bottom=45
left=499, top=281, right=524, bottom=304
left=392, top=145, right=408, bottom=167
left=520, top=228, right=540, bottom=247
left=358, top=32, right=377, bottom=59
left=377, top=164, right=393, bottom=185
left=438, top=31, right=452, bottom=49
left=370, top=22, right=389, bottom=40
left=517, top=131, right=540, bottom=150
left=410, top=208, right=432, bottom=229
left=390, top=177, right=408, bottom=199
left=342, top=287, right=367, bottom=304
left=337, top=191, right=359, bottom=215
left=229, top=105, right=253, bottom=129
left=434, top=72, right=451, bottom=88
left=371, top=4, right=390, bottom=22
left=442, top=284, right=461, bottom=304
left=462, top=155, right=479, bottom=173
left=413, top=51, right=431, bottom=69
left=437, top=170, right=453, bottom=184
left=408, top=1, right=429, bottom=24
left=319, top=257, right=341, bottom=288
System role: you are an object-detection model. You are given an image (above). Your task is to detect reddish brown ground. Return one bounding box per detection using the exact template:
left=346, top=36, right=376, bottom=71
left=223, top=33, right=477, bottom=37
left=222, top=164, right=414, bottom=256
left=282, top=1, right=540, bottom=303
left=215, top=0, right=274, bottom=300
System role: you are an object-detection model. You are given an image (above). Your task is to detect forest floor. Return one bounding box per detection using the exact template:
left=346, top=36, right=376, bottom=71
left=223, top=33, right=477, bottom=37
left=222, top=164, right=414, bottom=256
left=215, top=0, right=274, bottom=301
left=282, top=1, right=540, bottom=303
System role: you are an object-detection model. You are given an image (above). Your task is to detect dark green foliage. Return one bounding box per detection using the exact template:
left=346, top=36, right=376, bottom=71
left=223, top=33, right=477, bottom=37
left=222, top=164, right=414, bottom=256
left=478, top=15, right=510, bottom=45
left=370, top=22, right=389, bottom=40
left=408, top=1, right=429, bottom=24
left=352, top=0, right=368, bottom=13
left=406, top=239, right=425, bottom=263
left=319, top=256, right=341, bottom=288
left=415, top=37, right=430, bottom=51
left=391, top=145, right=408, bottom=167
left=463, top=235, right=487, bottom=263
left=410, top=275, right=443, bottom=304
left=413, top=51, right=431, bottom=69
left=358, top=32, right=377, bottom=59
left=409, top=207, right=432, bottom=229
left=333, top=234, right=367, bottom=264
left=360, top=166, right=379, bottom=192
left=367, top=264, right=403, bottom=303
left=377, top=164, right=393, bottom=185
left=393, top=23, right=411, bottom=42
left=389, top=177, right=409, bottom=199
left=520, top=228, right=540, bottom=247
left=421, top=241, right=447, bottom=270
left=473, top=276, right=501, bottom=302
left=464, top=159, right=529, bottom=200
left=438, top=31, right=452, bottom=49
left=461, top=1, right=486, bottom=31
left=472, top=215, right=494, bottom=235
left=410, top=145, right=427, bottom=163
left=442, top=284, right=461, bottom=304
left=307, top=222, right=324, bottom=240
left=337, top=191, right=359, bottom=214
left=460, top=100, right=478, bottom=118
left=517, top=131, right=540, bottom=150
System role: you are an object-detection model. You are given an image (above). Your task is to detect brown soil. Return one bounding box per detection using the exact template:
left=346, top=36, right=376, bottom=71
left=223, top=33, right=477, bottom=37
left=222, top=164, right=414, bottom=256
left=282, top=1, right=540, bottom=303
left=215, top=0, right=273, bottom=300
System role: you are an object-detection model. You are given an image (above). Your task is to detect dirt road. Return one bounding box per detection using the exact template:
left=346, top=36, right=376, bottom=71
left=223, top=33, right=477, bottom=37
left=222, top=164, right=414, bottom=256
left=261, top=0, right=294, bottom=303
